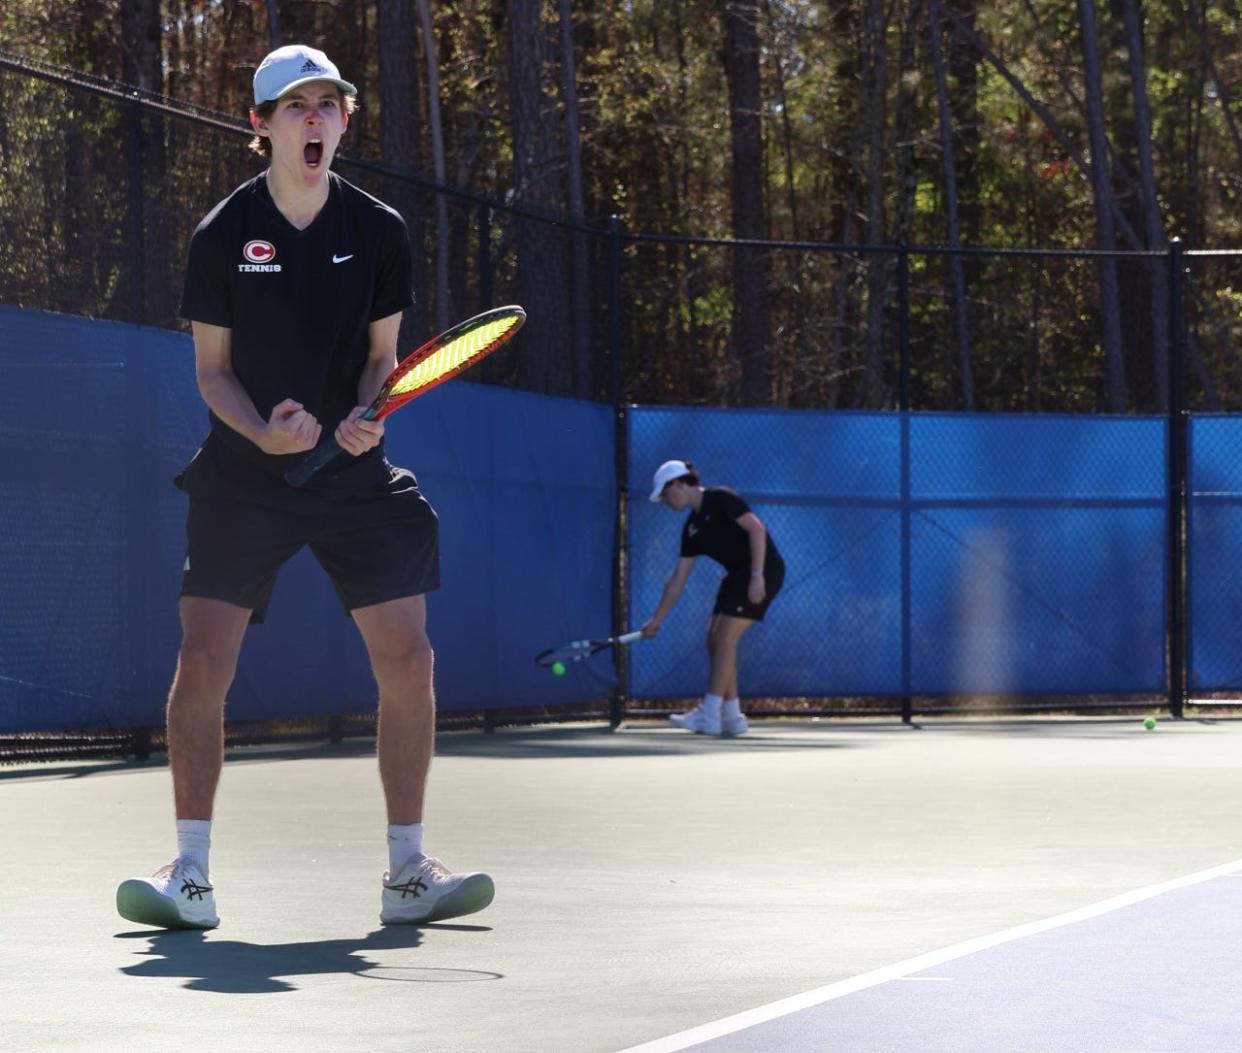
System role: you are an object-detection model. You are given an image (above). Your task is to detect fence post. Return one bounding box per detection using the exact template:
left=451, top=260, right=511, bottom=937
left=898, top=244, right=913, bottom=724
left=1166, top=237, right=1186, bottom=718
left=608, top=216, right=628, bottom=729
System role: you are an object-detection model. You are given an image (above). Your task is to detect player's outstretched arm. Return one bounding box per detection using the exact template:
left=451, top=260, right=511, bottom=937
left=642, top=556, right=696, bottom=636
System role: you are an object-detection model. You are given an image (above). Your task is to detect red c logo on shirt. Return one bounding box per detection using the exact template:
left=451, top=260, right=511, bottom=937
left=243, top=240, right=277, bottom=264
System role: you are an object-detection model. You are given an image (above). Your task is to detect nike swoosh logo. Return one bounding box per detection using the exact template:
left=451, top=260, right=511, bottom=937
left=332, top=254, right=354, bottom=264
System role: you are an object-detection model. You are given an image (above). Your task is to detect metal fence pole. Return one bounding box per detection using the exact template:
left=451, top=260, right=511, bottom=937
left=608, top=216, right=628, bottom=728
left=898, top=245, right=914, bottom=724
left=1167, top=237, right=1186, bottom=719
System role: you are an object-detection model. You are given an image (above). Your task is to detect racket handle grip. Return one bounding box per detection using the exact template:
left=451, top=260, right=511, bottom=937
left=617, top=630, right=644, bottom=645
left=284, top=434, right=345, bottom=487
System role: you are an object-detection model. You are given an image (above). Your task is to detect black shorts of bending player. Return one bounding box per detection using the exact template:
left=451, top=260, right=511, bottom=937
left=179, top=463, right=440, bottom=624
left=713, top=557, right=785, bottom=622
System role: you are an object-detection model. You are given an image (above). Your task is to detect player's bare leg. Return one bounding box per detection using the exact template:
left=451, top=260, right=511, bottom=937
left=353, top=594, right=435, bottom=825
left=354, top=594, right=494, bottom=924
left=707, top=614, right=753, bottom=699
left=168, top=597, right=251, bottom=819
left=672, top=614, right=754, bottom=734
left=710, top=615, right=753, bottom=736
left=115, top=597, right=247, bottom=930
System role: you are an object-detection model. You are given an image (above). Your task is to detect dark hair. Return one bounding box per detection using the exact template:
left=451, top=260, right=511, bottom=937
left=676, top=461, right=699, bottom=487
left=248, top=90, right=357, bottom=159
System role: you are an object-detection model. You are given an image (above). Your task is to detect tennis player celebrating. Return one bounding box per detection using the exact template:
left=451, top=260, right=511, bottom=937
left=640, top=460, right=785, bottom=736
left=116, top=44, right=493, bottom=930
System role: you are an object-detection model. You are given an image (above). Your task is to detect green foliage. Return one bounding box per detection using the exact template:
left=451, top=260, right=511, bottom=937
left=4, top=0, right=1242, bottom=409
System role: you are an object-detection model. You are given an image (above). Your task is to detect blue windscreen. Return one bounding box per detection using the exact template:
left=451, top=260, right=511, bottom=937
left=0, top=307, right=615, bottom=731
left=627, top=408, right=904, bottom=698
left=628, top=408, right=1168, bottom=698
left=1188, top=416, right=1242, bottom=691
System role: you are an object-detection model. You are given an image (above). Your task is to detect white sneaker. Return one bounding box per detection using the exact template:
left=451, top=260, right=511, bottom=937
left=116, top=859, right=219, bottom=930
left=669, top=706, right=722, bottom=735
left=381, top=855, right=495, bottom=925
left=721, top=713, right=749, bottom=737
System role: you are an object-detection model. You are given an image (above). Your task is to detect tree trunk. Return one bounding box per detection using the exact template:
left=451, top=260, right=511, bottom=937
left=1120, top=0, right=1169, bottom=410
left=415, top=0, right=452, bottom=330
left=862, top=0, right=889, bottom=408
left=507, top=0, right=572, bottom=395
left=278, top=0, right=317, bottom=42
left=121, top=0, right=171, bottom=324
left=264, top=0, right=280, bottom=47
left=939, top=5, right=1143, bottom=252
left=1078, top=0, right=1127, bottom=411
left=722, top=0, right=771, bottom=405
left=376, top=0, right=429, bottom=341
left=928, top=0, right=974, bottom=409
left=558, top=0, right=593, bottom=398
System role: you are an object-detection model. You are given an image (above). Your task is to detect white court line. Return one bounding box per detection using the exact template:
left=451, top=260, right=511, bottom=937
left=617, top=857, right=1242, bottom=1053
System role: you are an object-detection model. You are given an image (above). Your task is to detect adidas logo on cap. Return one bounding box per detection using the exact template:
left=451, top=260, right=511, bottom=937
left=252, top=44, right=357, bottom=105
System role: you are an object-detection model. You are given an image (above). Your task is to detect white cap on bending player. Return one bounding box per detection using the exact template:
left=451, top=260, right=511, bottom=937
left=649, top=460, right=691, bottom=503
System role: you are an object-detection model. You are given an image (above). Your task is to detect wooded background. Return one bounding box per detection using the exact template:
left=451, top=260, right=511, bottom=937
left=3, top=0, right=1242, bottom=413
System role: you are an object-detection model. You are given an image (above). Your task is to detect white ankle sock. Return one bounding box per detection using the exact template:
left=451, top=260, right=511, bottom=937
left=387, top=822, right=425, bottom=874
left=701, top=693, right=723, bottom=717
left=721, top=697, right=741, bottom=719
left=176, top=818, right=212, bottom=875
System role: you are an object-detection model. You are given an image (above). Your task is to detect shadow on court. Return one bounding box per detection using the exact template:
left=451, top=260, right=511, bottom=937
left=114, top=924, right=500, bottom=994
left=433, top=724, right=853, bottom=759
left=0, top=724, right=853, bottom=781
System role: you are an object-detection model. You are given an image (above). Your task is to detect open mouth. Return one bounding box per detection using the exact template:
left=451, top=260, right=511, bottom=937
left=304, top=138, right=324, bottom=167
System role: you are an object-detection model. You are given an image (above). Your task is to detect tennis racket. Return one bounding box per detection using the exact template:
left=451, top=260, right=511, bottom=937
left=284, top=305, right=526, bottom=486
left=534, top=630, right=645, bottom=668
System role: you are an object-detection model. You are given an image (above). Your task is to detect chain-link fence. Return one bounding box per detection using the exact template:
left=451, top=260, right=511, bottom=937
left=4, top=50, right=1242, bottom=750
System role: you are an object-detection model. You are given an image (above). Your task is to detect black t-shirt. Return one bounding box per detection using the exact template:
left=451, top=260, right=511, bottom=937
left=179, top=170, right=414, bottom=480
left=679, top=487, right=782, bottom=573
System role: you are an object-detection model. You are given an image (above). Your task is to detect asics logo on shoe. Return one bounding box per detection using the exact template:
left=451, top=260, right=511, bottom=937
left=179, top=878, right=213, bottom=901
left=385, top=876, right=429, bottom=900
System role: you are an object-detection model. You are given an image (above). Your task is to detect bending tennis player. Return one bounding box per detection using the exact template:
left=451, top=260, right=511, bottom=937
left=640, top=460, right=785, bottom=737
left=116, top=44, right=493, bottom=930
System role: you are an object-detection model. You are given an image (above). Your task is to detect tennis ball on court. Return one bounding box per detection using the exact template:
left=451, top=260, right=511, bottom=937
left=1144, top=717, right=1156, bottom=730
left=551, top=661, right=566, bottom=677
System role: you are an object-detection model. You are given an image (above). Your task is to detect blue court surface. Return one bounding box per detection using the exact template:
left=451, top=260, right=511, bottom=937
left=623, top=861, right=1242, bottom=1052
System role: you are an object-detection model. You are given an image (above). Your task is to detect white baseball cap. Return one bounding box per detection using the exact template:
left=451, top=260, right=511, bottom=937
left=649, top=460, right=692, bottom=503
left=253, top=44, right=357, bottom=106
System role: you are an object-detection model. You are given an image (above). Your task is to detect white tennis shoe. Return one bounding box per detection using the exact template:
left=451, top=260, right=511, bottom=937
left=381, top=855, right=495, bottom=925
left=721, top=713, right=749, bottom=737
left=669, top=706, right=722, bottom=735
left=116, top=859, right=219, bottom=930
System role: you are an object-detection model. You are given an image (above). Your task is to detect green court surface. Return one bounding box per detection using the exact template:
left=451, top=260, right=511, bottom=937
left=2, top=717, right=1240, bottom=1052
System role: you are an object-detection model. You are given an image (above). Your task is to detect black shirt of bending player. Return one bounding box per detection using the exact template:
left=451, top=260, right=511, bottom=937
left=679, top=487, right=782, bottom=573
left=179, top=171, right=414, bottom=475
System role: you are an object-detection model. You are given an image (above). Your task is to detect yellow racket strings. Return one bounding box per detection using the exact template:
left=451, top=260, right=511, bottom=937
left=388, top=314, right=521, bottom=398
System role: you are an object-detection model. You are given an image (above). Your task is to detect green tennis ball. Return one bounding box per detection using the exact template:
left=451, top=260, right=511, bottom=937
left=1144, top=717, right=1156, bottom=730
left=551, top=661, right=566, bottom=677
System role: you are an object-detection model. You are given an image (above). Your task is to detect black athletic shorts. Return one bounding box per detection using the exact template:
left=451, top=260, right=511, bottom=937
left=175, top=438, right=439, bottom=623
left=713, top=555, right=785, bottom=621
